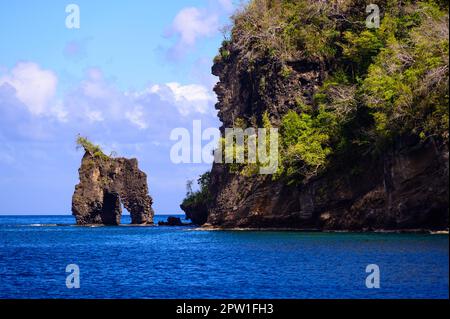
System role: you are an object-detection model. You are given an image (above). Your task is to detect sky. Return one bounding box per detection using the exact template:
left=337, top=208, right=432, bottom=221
left=0, top=0, right=238, bottom=215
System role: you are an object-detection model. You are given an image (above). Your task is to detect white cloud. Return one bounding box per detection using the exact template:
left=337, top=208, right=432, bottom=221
left=170, top=7, right=219, bottom=47
left=0, top=62, right=58, bottom=116
left=85, top=109, right=104, bottom=123
left=165, top=1, right=235, bottom=60
left=1, top=63, right=218, bottom=144
left=51, top=100, right=69, bottom=122
left=80, top=68, right=113, bottom=99
left=150, top=82, right=216, bottom=116
left=126, top=105, right=148, bottom=130
left=64, top=68, right=130, bottom=124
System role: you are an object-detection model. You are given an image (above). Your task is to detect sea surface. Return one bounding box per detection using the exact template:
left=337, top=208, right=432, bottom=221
left=0, top=215, right=448, bottom=299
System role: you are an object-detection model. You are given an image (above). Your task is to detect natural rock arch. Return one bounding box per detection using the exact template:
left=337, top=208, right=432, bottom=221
left=72, top=148, right=155, bottom=226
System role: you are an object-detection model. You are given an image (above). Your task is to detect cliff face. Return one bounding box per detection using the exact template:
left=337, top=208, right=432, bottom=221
left=206, top=136, right=449, bottom=230
left=205, top=54, right=449, bottom=230
left=182, top=0, right=449, bottom=231
left=180, top=201, right=208, bottom=226
left=72, top=152, right=155, bottom=226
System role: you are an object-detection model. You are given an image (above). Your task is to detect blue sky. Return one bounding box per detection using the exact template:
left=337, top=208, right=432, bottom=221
left=0, top=0, right=237, bottom=215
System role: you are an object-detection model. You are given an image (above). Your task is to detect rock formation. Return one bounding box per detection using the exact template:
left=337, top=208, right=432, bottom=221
left=204, top=136, right=448, bottom=230
left=200, top=51, right=449, bottom=230
left=158, top=216, right=192, bottom=226
left=72, top=141, right=155, bottom=225
left=181, top=1, right=449, bottom=231
left=180, top=202, right=208, bottom=226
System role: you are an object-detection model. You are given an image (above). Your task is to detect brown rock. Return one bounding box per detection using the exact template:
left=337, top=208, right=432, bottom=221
left=72, top=150, right=155, bottom=226
left=183, top=30, right=449, bottom=231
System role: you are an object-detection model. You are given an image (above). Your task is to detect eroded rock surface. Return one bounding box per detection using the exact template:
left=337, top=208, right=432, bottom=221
left=72, top=150, right=155, bottom=226
left=181, top=14, right=449, bottom=231
left=205, top=136, right=448, bottom=230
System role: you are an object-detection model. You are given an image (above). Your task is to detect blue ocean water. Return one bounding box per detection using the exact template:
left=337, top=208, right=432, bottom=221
left=0, top=215, right=448, bottom=299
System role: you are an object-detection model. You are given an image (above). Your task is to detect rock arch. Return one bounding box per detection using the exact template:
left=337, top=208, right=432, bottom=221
left=72, top=152, right=155, bottom=226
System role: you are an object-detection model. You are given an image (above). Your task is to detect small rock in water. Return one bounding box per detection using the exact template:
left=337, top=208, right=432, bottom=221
left=158, top=217, right=192, bottom=226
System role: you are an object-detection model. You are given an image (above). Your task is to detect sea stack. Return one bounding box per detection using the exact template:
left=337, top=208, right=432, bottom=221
left=72, top=137, right=155, bottom=226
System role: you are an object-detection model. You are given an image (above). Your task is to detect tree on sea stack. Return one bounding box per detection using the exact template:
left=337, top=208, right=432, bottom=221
left=72, top=134, right=156, bottom=226
left=76, top=135, right=111, bottom=160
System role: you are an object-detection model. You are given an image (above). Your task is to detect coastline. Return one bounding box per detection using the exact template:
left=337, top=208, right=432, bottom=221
left=31, top=216, right=448, bottom=234
left=43, top=224, right=450, bottom=235
left=194, top=224, right=450, bottom=235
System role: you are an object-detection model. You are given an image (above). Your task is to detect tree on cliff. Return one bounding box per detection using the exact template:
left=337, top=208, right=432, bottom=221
left=182, top=172, right=211, bottom=207
left=181, top=0, right=449, bottom=230
left=76, top=135, right=111, bottom=160
left=214, top=0, right=448, bottom=185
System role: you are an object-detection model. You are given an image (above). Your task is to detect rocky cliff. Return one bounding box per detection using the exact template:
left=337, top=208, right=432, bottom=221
left=72, top=140, right=155, bottom=226
left=206, top=136, right=448, bottom=230
left=182, top=0, right=449, bottom=231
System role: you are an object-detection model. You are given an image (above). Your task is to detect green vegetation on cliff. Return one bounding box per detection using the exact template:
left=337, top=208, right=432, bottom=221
left=182, top=0, right=448, bottom=207
left=182, top=172, right=212, bottom=208
left=220, top=0, right=449, bottom=184
left=76, top=135, right=110, bottom=160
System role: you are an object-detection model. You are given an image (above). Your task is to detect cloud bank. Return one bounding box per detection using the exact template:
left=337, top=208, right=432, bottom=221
left=0, top=62, right=217, bottom=142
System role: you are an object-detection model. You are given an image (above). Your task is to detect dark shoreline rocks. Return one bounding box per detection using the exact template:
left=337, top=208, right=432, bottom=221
left=158, top=216, right=192, bottom=227
left=180, top=202, right=208, bottom=226
left=72, top=149, right=155, bottom=226
left=201, top=135, right=449, bottom=231
left=199, top=225, right=449, bottom=234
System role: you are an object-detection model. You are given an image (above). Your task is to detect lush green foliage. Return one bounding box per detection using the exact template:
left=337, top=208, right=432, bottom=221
left=182, top=172, right=212, bottom=207
left=277, top=109, right=334, bottom=183
left=214, top=40, right=232, bottom=63
left=361, top=3, right=449, bottom=140
left=230, top=0, right=341, bottom=61
left=76, top=135, right=110, bottom=160
left=187, top=0, right=447, bottom=211
left=219, top=0, right=448, bottom=184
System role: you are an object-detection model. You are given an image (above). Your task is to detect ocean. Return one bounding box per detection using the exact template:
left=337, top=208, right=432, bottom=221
left=0, top=215, right=448, bottom=299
